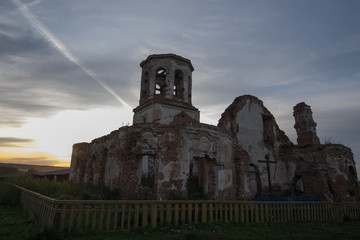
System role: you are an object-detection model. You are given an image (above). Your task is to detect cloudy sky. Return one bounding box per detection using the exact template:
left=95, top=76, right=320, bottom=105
left=1, top=0, right=359, bottom=171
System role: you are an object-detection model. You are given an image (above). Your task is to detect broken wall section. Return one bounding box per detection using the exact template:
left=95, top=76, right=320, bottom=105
left=293, top=102, right=320, bottom=145
left=279, top=144, right=359, bottom=202
left=70, top=127, right=141, bottom=195
left=218, top=95, right=292, bottom=197
left=70, top=123, right=243, bottom=200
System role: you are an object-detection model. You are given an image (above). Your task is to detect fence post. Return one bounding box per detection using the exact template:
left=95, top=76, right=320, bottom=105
left=265, top=203, right=269, bottom=222
left=259, top=203, right=264, bottom=223
left=201, top=203, right=207, bottom=223
left=142, top=203, right=148, bottom=228
left=306, top=202, right=310, bottom=220
left=113, top=204, right=118, bottom=230
left=159, top=204, right=164, bottom=226
left=51, top=202, right=60, bottom=230
left=175, top=203, right=179, bottom=226
left=194, top=203, right=199, bottom=224
left=134, top=204, right=140, bottom=229
left=209, top=203, right=214, bottom=223
left=181, top=203, right=186, bottom=225
left=219, top=203, right=223, bottom=222
left=166, top=203, right=172, bottom=225
left=105, top=204, right=111, bottom=231
left=68, top=204, right=76, bottom=232
left=151, top=203, right=157, bottom=228
left=91, top=204, right=97, bottom=231
left=316, top=203, right=320, bottom=220
left=215, top=202, right=219, bottom=222
left=76, top=204, right=83, bottom=230
left=120, top=204, right=125, bottom=230
left=245, top=203, right=249, bottom=224
left=99, top=204, right=105, bottom=231
left=187, top=203, right=192, bottom=224
left=234, top=203, right=239, bottom=223
left=224, top=204, right=228, bottom=222
left=60, top=203, right=67, bottom=232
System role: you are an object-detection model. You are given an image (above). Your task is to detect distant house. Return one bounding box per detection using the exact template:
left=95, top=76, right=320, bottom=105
left=32, top=169, right=70, bottom=181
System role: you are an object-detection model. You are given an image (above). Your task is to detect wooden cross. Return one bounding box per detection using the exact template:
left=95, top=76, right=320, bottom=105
left=258, top=154, right=277, bottom=196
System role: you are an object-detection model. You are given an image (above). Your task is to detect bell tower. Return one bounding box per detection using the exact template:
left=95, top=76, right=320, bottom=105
left=133, top=54, right=200, bottom=125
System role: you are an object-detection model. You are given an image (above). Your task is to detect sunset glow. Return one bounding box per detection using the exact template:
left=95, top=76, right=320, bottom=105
left=0, top=107, right=132, bottom=166
left=1, top=0, right=359, bottom=170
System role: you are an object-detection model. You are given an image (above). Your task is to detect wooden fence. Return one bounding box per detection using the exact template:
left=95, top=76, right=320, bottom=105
left=17, top=185, right=360, bottom=232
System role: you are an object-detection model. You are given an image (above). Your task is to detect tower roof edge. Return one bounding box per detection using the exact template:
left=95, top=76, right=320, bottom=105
left=140, top=53, right=194, bottom=71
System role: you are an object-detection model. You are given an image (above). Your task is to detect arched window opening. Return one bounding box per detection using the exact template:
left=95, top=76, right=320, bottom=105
left=155, top=68, right=167, bottom=95
left=156, top=68, right=166, bottom=79
left=141, top=155, right=155, bottom=187
left=174, top=69, right=184, bottom=96
left=349, top=165, right=356, bottom=174
left=155, top=84, right=164, bottom=95
left=262, top=114, right=274, bottom=144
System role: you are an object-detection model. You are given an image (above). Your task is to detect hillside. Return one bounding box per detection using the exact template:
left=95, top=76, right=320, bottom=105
left=0, top=162, right=69, bottom=175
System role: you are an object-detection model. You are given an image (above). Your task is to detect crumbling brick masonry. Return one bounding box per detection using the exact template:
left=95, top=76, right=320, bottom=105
left=70, top=54, right=359, bottom=202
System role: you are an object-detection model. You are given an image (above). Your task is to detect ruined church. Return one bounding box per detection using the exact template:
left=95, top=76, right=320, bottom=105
left=69, top=54, right=359, bottom=202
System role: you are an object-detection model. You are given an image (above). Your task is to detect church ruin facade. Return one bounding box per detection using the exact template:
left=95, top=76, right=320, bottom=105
left=69, top=54, right=359, bottom=202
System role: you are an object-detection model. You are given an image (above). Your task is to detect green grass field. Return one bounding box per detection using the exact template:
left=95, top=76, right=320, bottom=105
left=1, top=204, right=360, bottom=240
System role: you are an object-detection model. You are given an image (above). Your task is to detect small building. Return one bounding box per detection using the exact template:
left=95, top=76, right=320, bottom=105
left=33, top=169, right=70, bottom=181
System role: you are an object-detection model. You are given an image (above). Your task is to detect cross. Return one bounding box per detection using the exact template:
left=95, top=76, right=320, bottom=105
left=258, top=154, right=277, bottom=196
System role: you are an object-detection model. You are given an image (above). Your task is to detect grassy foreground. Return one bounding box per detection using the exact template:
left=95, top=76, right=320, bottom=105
left=1, top=180, right=360, bottom=239
left=1, top=204, right=360, bottom=240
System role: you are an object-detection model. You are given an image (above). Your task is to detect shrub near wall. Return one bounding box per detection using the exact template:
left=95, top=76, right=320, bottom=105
left=4, top=176, right=210, bottom=201
left=5, top=176, right=120, bottom=200
left=0, top=182, right=20, bottom=206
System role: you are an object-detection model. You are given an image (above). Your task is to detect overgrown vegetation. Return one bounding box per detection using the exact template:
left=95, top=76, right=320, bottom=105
left=3, top=176, right=208, bottom=201
left=324, top=137, right=341, bottom=145
left=166, top=182, right=208, bottom=200
left=1, top=201, right=360, bottom=240
left=187, top=182, right=208, bottom=200
left=2, top=180, right=360, bottom=239
left=0, top=166, right=18, bottom=175
left=3, top=176, right=120, bottom=200
left=0, top=182, right=20, bottom=207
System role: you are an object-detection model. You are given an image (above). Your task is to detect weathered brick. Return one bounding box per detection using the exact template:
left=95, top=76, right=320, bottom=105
left=69, top=54, right=359, bottom=202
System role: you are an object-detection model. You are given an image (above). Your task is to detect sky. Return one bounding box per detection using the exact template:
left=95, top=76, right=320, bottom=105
left=0, top=0, right=359, bottom=172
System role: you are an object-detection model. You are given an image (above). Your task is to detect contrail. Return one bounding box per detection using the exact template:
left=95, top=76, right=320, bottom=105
left=12, top=0, right=132, bottom=110
left=26, top=0, right=42, bottom=8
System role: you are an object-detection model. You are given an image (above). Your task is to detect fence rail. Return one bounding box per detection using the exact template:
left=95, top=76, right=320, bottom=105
left=17, top=185, right=360, bottom=232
